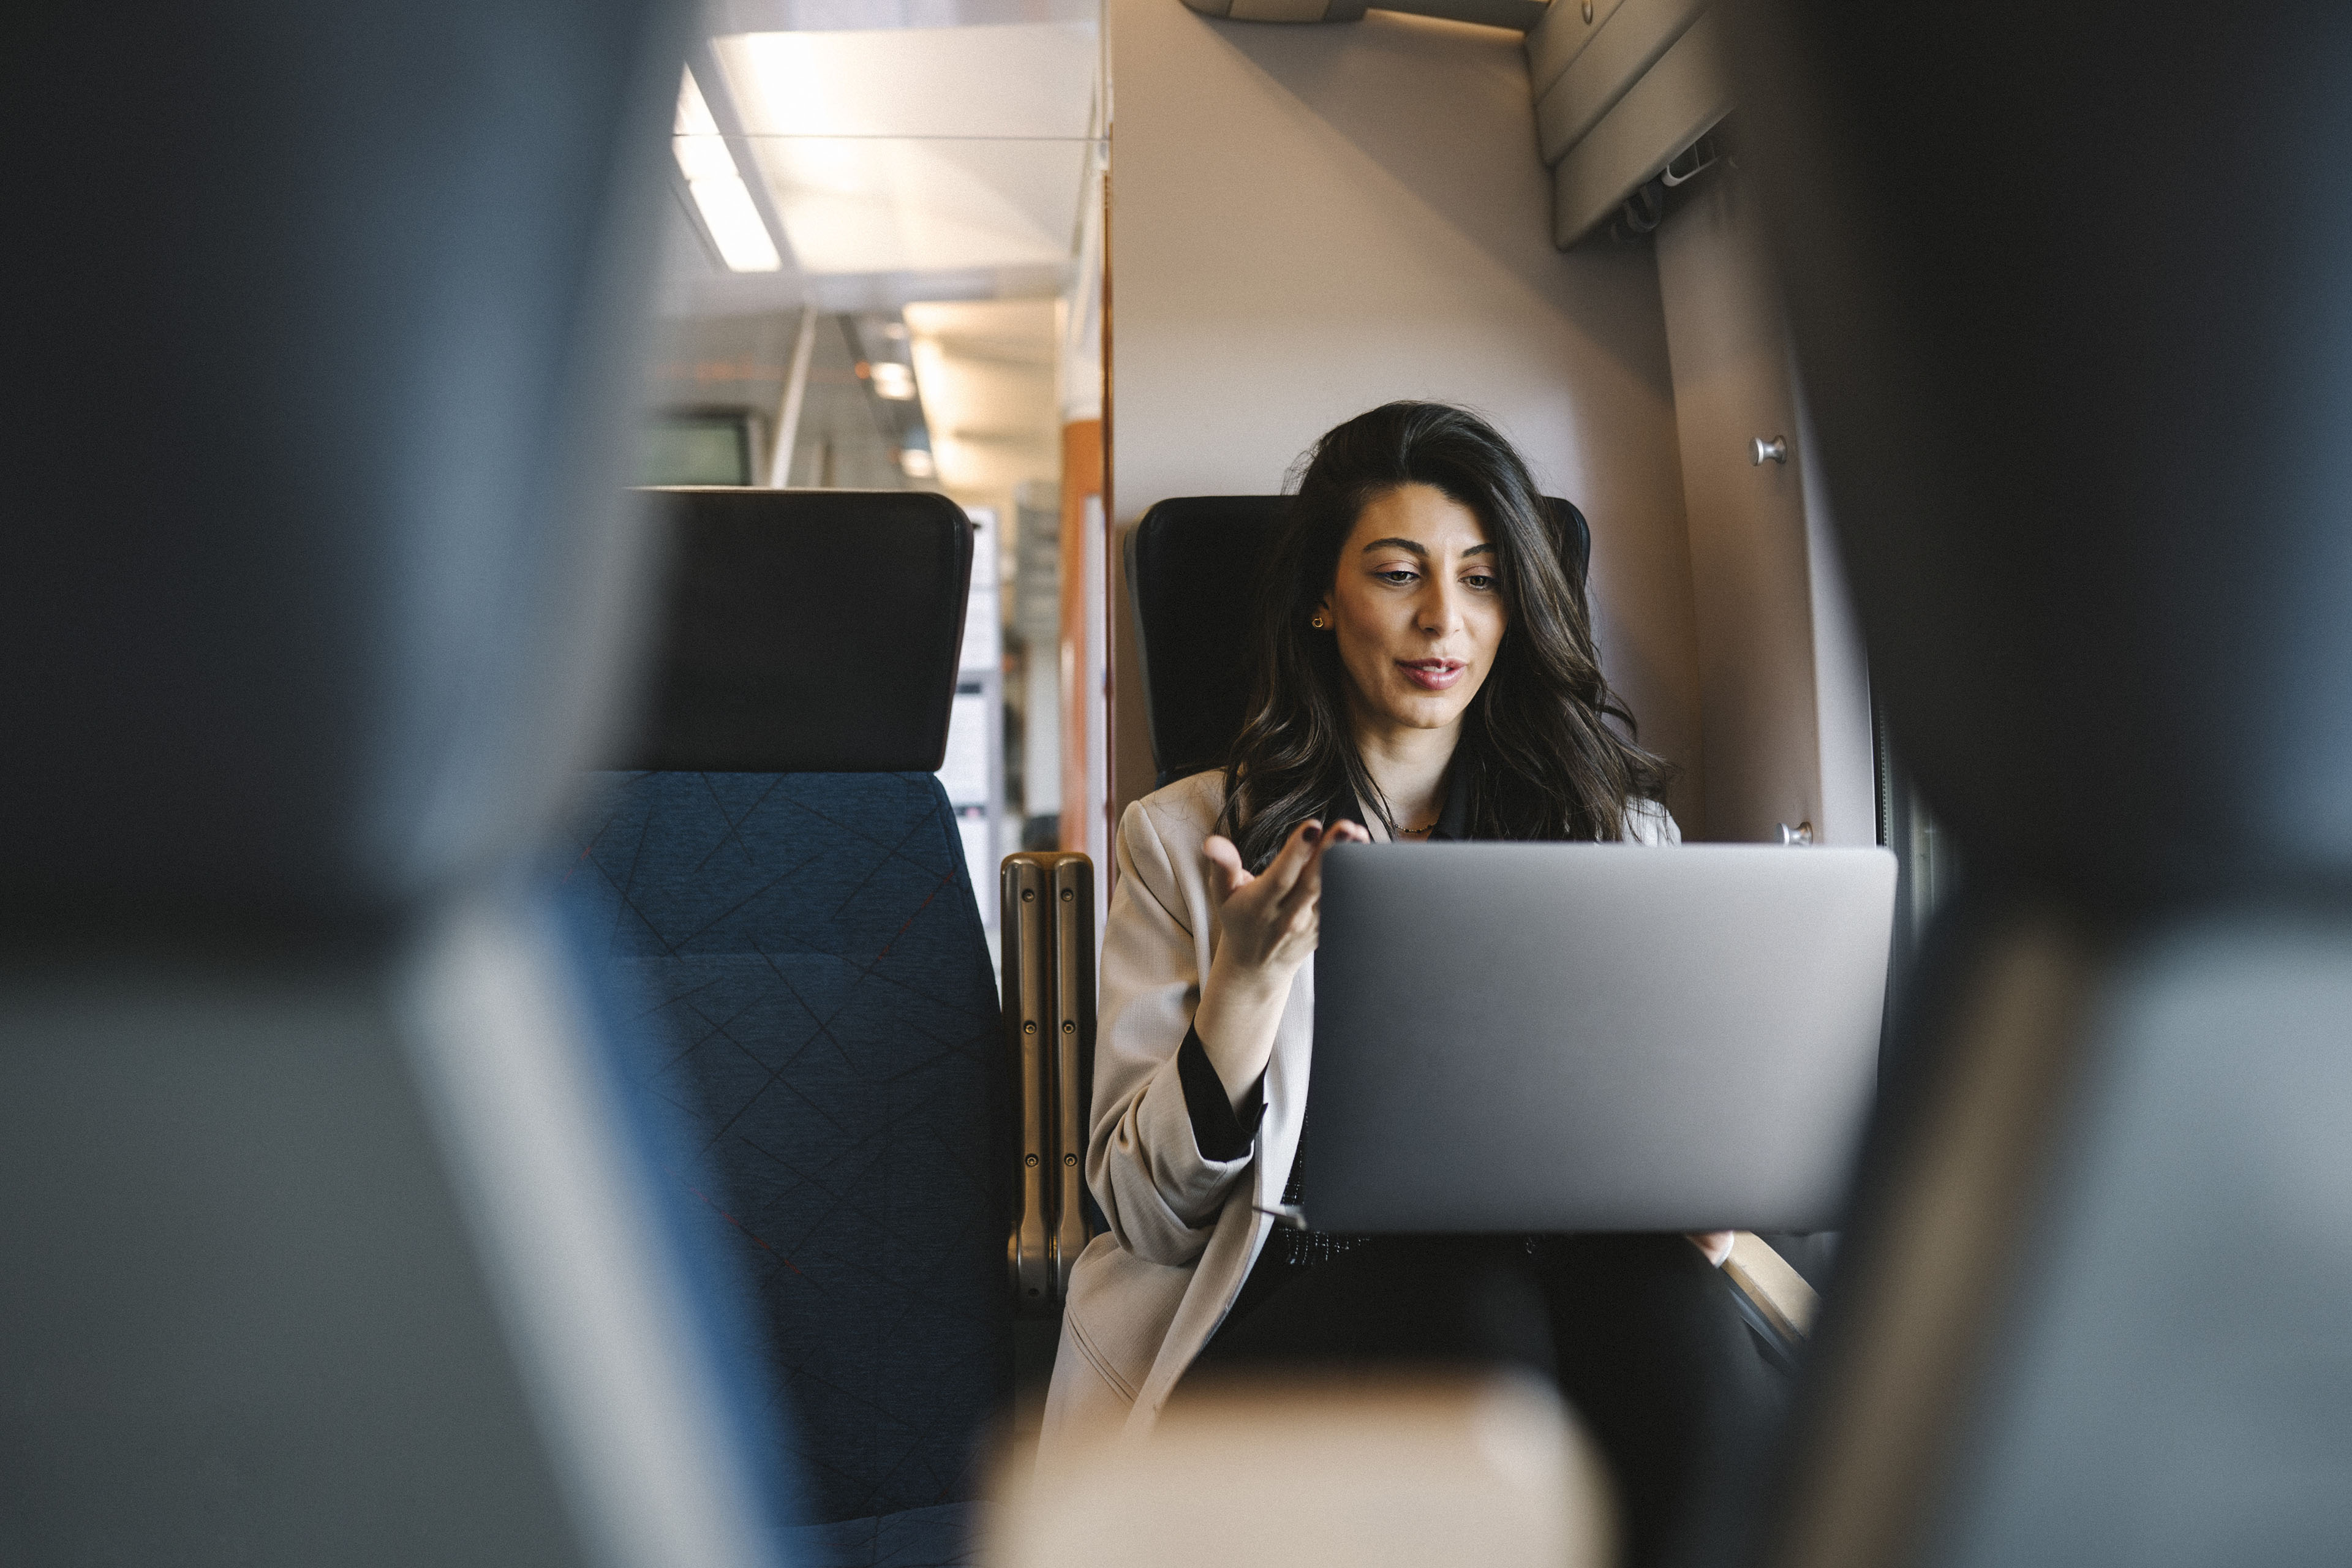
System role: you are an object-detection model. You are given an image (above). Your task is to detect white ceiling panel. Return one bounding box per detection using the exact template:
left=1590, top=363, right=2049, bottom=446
left=706, top=0, right=1099, bottom=36
left=904, top=298, right=1060, bottom=497
left=715, top=23, right=1099, bottom=140
left=747, top=136, right=1090, bottom=275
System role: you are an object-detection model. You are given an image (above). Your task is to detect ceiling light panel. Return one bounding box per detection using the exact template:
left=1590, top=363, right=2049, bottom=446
left=715, top=23, right=1099, bottom=141
left=745, top=138, right=1088, bottom=275
left=673, top=69, right=781, bottom=272
left=703, top=0, right=1101, bottom=37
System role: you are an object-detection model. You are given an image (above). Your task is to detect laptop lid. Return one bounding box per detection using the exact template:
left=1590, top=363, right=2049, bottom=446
left=1302, top=842, right=1896, bottom=1234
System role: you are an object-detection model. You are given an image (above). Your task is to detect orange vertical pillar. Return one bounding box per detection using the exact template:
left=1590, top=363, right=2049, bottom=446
left=1058, top=418, right=1105, bottom=860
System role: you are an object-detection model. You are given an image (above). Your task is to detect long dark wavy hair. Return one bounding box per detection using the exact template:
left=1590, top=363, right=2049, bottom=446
left=1219, top=401, right=1675, bottom=869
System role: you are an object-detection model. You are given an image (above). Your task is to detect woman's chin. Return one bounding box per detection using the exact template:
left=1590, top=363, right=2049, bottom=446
left=1373, top=690, right=1472, bottom=733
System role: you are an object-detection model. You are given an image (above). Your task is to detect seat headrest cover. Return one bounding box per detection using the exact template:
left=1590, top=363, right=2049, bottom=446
left=624, top=489, right=973, bottom=774
left=1128, top=494, right=1591, bottom=785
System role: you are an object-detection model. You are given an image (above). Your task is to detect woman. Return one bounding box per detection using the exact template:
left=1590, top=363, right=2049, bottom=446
left=1041, top=402, right=1768, bottom=1564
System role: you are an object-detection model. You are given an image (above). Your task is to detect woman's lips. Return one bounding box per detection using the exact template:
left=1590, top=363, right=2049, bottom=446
left=1398, top=658, right=1466, bottom=691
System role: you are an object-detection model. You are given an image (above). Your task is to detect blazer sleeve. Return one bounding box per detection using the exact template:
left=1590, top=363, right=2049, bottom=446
left=1084, top=796, right=1257, bottom=1267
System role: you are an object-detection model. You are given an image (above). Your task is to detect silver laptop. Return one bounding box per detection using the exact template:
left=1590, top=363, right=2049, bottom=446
left=1302, top=842, right=1897, bottom=1234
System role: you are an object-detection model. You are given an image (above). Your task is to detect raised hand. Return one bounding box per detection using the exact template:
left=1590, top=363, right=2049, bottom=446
left=1191, top=816, right=1370, bottom=1113
left=1202, top=817, right=1371, bottom=978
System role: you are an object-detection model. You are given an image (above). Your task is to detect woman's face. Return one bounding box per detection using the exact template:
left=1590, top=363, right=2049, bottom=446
left=1317, top=483, right=1507, bottom=741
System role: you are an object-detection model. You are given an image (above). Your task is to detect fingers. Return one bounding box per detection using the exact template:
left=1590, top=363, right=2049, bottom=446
left=1254, top=819, right=1325, bottom=903
left=1202, top=835, right=1250, bottom=905
left=1272, top=817, right=1370, bottom=924
left=1286, top=817, right=1350, bottom=897
left=1216, top=818, right=1370, bottom=926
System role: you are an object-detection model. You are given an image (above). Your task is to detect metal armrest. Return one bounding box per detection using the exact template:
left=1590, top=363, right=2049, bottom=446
left=1003, top=858, right=1055, bottom=1311
left=1002, top=851, right=1098, bottom=1316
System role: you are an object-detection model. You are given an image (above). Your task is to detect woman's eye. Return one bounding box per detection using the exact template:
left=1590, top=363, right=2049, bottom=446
left=1376, top=568, right=1419, bottom=584
left=1463, top=573, right=1498, bottom=591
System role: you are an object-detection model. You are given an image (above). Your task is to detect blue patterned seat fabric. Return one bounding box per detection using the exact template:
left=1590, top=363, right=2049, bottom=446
left=557, top=769, right=1007, bottom=1530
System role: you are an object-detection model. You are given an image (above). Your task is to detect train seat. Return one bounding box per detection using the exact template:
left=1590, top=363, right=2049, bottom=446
left=0, top=6, right=799, bottom=1563
left=1125, top=494, right=1592, bottom=790
left=557, top=488, right=1009, bottom=1551
left=1734, top=7, right=2352, bottom=1564
left=1123, top=491, right=1827, bottom=1379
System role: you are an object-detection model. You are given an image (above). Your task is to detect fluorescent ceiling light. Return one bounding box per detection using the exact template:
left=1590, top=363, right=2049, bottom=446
left=674, top=68, right=781, bottom=273
left=870, top=361, right=917, bottom=400
left=899, top=448, right=937, bottom=478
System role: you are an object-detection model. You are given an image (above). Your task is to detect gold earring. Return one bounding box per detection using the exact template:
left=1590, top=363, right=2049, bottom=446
left=1310, top=611, right=1330, bottom=629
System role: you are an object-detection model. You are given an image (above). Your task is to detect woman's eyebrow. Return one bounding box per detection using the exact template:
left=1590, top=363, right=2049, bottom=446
left=1359, top=537, right=1496, bottom=557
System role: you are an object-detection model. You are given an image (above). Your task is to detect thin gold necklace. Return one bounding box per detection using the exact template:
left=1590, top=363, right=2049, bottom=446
left=1398, top=818, right=1439, bottom=837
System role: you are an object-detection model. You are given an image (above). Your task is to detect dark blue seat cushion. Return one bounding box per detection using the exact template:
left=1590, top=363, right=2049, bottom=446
left=557, top=771, right=1007, bottom=1523
left=783, top=1502, right=981, bottom=1568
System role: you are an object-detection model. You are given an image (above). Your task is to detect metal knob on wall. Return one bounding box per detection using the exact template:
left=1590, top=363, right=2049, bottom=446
left=1753, top=435, right=1789, bottom=466
left=1777, top=821, right=1814, bottom=845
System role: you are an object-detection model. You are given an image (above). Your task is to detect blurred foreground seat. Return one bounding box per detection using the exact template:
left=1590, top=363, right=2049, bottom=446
left=986, top=1371, right=1615, bottom=1568
left=1727, top=4, right=2352, bottom=1564
left=0, top=4, right=797, bottom=1564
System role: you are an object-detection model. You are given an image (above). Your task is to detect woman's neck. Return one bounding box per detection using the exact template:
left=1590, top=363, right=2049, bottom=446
left=1350, top=710, right=1460, bottom=836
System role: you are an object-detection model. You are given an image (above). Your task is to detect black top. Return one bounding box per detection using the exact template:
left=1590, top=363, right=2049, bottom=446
left=1178, top=769, right=1474, bottom=1331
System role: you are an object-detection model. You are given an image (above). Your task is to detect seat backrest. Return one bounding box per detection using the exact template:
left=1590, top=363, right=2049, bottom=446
left=559, top=488, right=1008, bottom=1526
left=1731, top=6, right=2352, bottom=1566
left=1126, top=495, right=1594, bottom=788
left=0, top=7, right=797, bottom=1564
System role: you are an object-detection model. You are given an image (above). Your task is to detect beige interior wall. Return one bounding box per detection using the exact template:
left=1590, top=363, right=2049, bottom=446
left=1105, top=0, right=1703, bottom=829
left=1654, top=176, right=1874, bottom=845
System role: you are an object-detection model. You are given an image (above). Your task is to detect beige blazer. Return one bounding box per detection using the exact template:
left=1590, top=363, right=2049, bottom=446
left=1035, top=768, right=1678, bottom=1464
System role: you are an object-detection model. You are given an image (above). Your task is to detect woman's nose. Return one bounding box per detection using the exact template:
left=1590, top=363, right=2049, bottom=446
left=1419, top=581, right=1465, bottom=635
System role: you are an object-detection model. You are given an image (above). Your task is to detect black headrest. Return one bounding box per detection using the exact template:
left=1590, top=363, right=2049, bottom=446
left=624, top=488, right=973, bottom=774
left=1127, top=494, right=1592, bottom=787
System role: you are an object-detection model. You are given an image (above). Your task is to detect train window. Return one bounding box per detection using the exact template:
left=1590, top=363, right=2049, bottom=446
left=639, top=409, right=755, bottom=484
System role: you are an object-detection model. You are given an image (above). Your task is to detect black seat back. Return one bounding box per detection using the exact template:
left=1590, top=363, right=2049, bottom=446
left=622, top=489, right=971, bottom=772
left=1126, top=495, right=1593, bottom=787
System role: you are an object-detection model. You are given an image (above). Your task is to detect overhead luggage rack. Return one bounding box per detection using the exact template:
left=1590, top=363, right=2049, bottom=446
left=1174, top=0, right=1732, bottom=250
